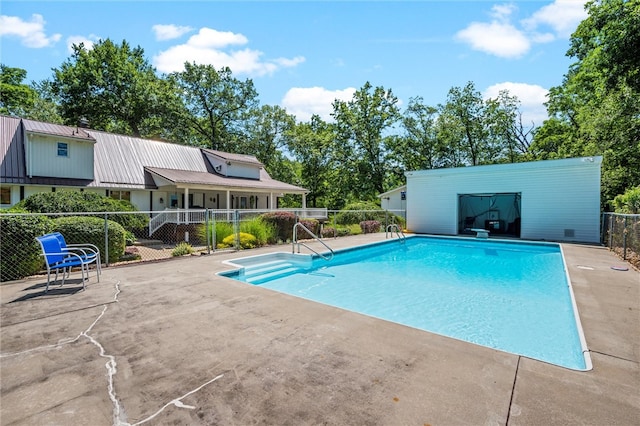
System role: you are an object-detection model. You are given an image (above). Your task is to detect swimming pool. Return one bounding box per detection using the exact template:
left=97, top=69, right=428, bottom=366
left=219, top=236, right=591, bottom=370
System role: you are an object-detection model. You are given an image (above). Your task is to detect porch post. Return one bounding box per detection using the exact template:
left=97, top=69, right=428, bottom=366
left=302, top=193, right=307, bottom=209
left=270, top=192, right=275, bottom=210
left=226, top=190, right=231, bottom=210
left=184, top=187, right=189, bottom=208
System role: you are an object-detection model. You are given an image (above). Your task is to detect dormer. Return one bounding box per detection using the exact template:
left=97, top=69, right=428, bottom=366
left=23, top=120, right=96, bottom=180
left=202, top=149, right=263, bottom=180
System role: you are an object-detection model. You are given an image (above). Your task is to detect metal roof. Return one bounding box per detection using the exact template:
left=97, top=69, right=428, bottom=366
left=146, top=167, right=307, bottom=193
left=0, top=115, right=308, bottom=194
left=22, top=118, right=95, bottom=142
left=201, top=148, right=264, bottom=166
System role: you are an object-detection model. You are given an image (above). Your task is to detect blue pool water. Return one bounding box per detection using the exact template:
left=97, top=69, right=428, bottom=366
left=221, top=236, right=590, bottom=370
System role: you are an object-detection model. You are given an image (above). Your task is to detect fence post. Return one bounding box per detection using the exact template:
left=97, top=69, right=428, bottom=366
left=205, top=209, right=211, bottom=255
left=104, top=213, right=109, bottom=267
left=623, top=216, right=628, bottom=260
left=234, top=210, right=240, bottom=250
left=608, top=214, right=613, bottom=249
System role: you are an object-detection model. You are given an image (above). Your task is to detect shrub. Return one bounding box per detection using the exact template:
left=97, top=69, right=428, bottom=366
left=172, top=242, right=194, bottom=257
left=360, top=220, right=381, bottom=234
left=321, top=226, right=337, bottom=238
left=0, top=211, right=53, bottom=281
left=260, top=211, right=297, bottom=242
left=16, top=191, right=148, bottom=231
left=612, top=186, right=640, bottom=214
left=218, top=232, right=257, bottom=249
left=240, top=216, right=276, bottom=246
left=334, top=201, right=386, bottom=225
left=54, top=216, right=126, bottom=264
left=297, top=219, right=320, bottom=239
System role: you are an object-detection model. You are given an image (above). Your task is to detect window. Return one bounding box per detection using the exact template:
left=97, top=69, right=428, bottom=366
left=0, top=187, right=10, bottom=204
left=57, top=142, right=68, bottom=157
left=109, top=190, right=131, bottom=201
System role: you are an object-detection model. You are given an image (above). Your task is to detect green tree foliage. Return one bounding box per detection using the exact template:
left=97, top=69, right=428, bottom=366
left=533, top=0, right=640, bottom=206
left=243, top=104, right=296, bottom=182
left=0, top=65, right=38, bottom=117
left=331, top=82, right=400, bottom=203
left=0, top=210, right=53, bottom=281
left=50, top=39, right=171, bottom=137
left=438, top=82, right=494, bottom=166
left=287, top=115, right=334, bottom=207
left=16, top=191, right=148, bottom=231
left=168, top=63, right=259, bottom=150
left=612, top=186, right=640, bottom=214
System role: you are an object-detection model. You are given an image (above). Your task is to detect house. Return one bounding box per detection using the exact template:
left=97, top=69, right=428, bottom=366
left=378, top=185, right=406, bottom=212
left=405, top=156, right=603, bottom=243
left=0, top=115, right=310, bottom=213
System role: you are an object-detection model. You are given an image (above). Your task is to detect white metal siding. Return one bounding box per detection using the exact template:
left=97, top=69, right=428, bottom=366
left=406, top=157, right=602, bottom=243
left=28, top=136, right=94, bottom=179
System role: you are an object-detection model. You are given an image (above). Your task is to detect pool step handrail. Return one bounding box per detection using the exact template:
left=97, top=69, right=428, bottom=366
left=292, top=222, right=334, bottom=261
left=386, top=224, right=406, bottom=243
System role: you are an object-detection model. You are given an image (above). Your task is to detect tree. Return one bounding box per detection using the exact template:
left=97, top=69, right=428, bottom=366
left=534, top=0, right=640, bottom=206
left=242, top=105, right=296, bottom=182
left=437, top=82, right=493, bottom=166
left=50, top=39, right=170, bottom=137
left=0, top=65, right=37, bottom=116
left=390, top=97, right=442, bottom=171
left=287, top=115, right=334, bottom=207
left=169, top=63, right=259, bottom=151
left=331, top=82, right=400, bottom=201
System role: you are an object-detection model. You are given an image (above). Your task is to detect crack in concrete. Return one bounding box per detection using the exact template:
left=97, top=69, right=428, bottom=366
left=126, top=374, right=225, bottom=426
left=2, top=281, right=226, bottom=425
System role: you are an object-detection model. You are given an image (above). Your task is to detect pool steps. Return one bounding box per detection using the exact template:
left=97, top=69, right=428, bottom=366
left=242, top=260, right=305, bottom=284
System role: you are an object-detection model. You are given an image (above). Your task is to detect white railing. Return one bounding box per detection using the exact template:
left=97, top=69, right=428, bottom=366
left=148, top=209, right=207, bottom=236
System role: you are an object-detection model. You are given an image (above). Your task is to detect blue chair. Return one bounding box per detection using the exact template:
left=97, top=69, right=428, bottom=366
left=36, top=234, right=100, bottom=292
left=50, top=232, right=101, bottom=277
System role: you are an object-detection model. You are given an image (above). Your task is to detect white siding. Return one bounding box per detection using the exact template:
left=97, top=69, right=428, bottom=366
left=227, top=163, right=260, bottom=180
left=406, top=157, right=602, bottom=243
left=27, top=135, right=94, bottom=179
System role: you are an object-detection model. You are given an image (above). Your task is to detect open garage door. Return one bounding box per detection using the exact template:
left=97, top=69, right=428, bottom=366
left=458, top=193, right=521, bottom=237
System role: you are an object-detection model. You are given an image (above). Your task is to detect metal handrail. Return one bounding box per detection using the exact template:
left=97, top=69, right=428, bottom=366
left=386, top=224, right=406, bottom=243
left=292, top=222, right=334, bottom=261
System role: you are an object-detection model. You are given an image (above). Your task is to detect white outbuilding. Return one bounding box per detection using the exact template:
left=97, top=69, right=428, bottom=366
left=405, top=156, right=603, bottom=243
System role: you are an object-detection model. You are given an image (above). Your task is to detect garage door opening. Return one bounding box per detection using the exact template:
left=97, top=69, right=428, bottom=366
left=458, top=193, right=521, bottom=237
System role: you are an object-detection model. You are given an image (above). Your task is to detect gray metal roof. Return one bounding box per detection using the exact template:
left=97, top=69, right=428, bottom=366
left=22, top=118, right=95, bottom=142
left=146, top=167, right=307, bottom=193
left=201, top=148, right=264, bottom=166
left=0, top=115, right=308, bottom=194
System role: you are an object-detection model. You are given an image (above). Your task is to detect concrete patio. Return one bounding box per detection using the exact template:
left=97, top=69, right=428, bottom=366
left=1, top=234, right=638, bottom=425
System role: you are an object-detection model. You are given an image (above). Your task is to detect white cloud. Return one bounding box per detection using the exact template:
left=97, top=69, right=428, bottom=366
left=0, top=14, right=61, bottom=48
left=522, top=0, right=588, bottom=38
left=152, top=24, right=193, bottom=41
left=484, top=82, right=549, bottom=126
left=456, top=21, right=530, bottom=58
left=153, top=27, right=304, bottom=76
left=281, top=87, right=356, bottom=122
left=66, top=35, right=100, bottom=53
left=457, top=1, right=588, bottom=58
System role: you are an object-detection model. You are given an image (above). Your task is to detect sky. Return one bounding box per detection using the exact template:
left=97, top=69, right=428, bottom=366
left=0, top=0, right=589, bottom=127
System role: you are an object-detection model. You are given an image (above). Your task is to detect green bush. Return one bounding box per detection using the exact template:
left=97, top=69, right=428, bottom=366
left=197, top=221, right=234, bottom=249
left=54, top=216, right=126, bottom=264
left=16, top=191, right=148, bottom=231
left=172, top=242, right=194, bottom=256
left=260, top=211, right=297, bottom=242
left=240, top=216, right=276, bottom=246
left=218, top=232, right=257, bottom=249
left=334, top=201, right=386, bottom=225
left=612, top=186, right=640, bottom=214
left=0, top=211, right=53, bottom=281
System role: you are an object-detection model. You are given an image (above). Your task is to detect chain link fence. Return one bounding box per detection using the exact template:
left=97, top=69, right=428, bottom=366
left=1, top=208, right=406, bottom=282
left=602, top=213, right=640, bottom=269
